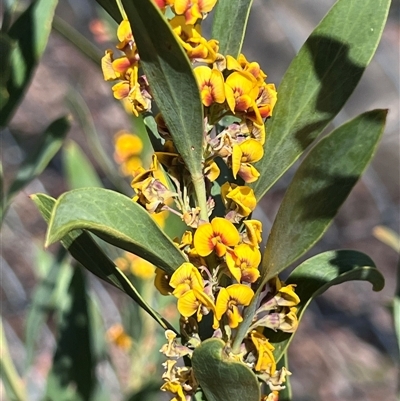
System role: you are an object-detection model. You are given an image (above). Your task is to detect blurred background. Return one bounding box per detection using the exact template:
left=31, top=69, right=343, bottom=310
left=1, top=0, right=399, bottom=400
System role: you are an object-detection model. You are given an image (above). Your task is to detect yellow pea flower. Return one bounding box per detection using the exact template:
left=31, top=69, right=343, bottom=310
left=243, top=220, right=263, bottom=248
left=170, top=16, right=219, bottom=63
left=275, top=284, right=300, bottom=307
left=193, top=217, right=240, bottom=257
left=231, top=138, right=264, bottom=179
left=247, top=83, right=278, bottom=124
left=221, top=182, right=257, bottom=218
left=169, top=262, right=204, bottom=297
left=177, top=288, right=216, bottom=321
left=204, top=159, right=220, bottom=182
left=250, top=331, right=276, bottom=374
left=226, top=53, right=267, bottom=85
left=154, top=0, right=175, bottom=11
left=174, top=0, right=218, bottom=25
left=224, top=71, right=259, bottom=113
left=194, top=66, right=225, bottom=107
left=101, top=50, right=120, bottom=81
left=160, top=380, right=186, bottom=401
left=214, top=284, right=254, bottom=328
left=116, top=20, right=134, bottom=52
left=226, top=244, right=261, bottom=283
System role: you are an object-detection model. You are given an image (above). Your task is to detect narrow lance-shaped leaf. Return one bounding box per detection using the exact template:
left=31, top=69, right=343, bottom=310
left=1, top=116, right=70, bottom=222
left=1, top=0, right=58, bottom=126
left=31, top=193, right=178, bottom=333
left=44, top=267, right=95, bottom=401
left=0, top=318, right=26, bottom=401
left=211, top=0, right=253, bottom=57
left=25, top=247, right=71, bottom=369
left=264, top=250, right=384, bottom=362
left=252, top=0, right=391, bottom=200
left=192, top=338, right=260, bottom=401
left=63, top=140, right=103, bottom=189
left=121, top=0, right=204, bottom=179
left=45, top=188, right=186, bottom=274
left=260, top=109, right=387, bottom=282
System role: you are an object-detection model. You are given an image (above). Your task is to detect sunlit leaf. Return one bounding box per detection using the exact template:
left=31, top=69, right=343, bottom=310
left=121, top=0, right=204, bottom=180
left=192, top=338, right=260, bottom=401
left=0, top=0, right=58, bottom=126
left=265, top=250, right=384, bottom=361
left=252, top=0, right=391, bottom=200
left=31, top=193, right=177, bottom=333
left=45, top=188, right=186, bottom=274
left=211, top=0, right=253, bottom=57
left=260, top=109, right=387, bottom=282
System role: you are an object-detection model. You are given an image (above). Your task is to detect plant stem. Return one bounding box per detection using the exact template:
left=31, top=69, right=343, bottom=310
left=115, top=0, right=128, bottom=20
left=192, top=174, right=209, bottom=222
left=231, top=287, right=262, bottom=353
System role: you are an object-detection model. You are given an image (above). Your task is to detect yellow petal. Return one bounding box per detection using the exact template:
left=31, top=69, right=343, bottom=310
left=101, top=50, right=118, bottom=81
left=177, top=289, right=199, bottom=317
left=238, top=163, right=260, bottom=183
left=215, top=287, right=230, bottom=320
left=117, top=20, right=132, bottom=43
left=227, top=283, right=254, bottom=306
left=225, top=249, right=242, bottom=283
left=239, top=139, right=264, bottom=163
left=231, top=144, right=242, bottom=178
left=210, top=217, right=240, bottom=248
left=193, top=222, right=214, bottom=257
left=243, top=220, right=263, bottom=247
left=170, top=262, right=204, bottom=297
left=112, top=81, right=130, bottom=100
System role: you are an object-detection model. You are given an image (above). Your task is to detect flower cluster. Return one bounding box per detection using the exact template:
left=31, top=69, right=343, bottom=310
left=105, top=2, right=297, bottom=400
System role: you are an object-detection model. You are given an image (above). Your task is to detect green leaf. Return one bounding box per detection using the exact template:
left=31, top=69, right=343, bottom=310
left=52, top=15, right=103, bottom=66
left=25, top=248, right=72, bottom=369
left=0, top=33, right=13, bottom=109
left=192, top=338, right=260, bottom=401
left=211, top=0, right=253, bottom=57
left=63, top=140, right=102, bottom=189
left=44, top=267, right=95, bottom=401
left=45, top=188, right=186, bottom=274
left=31, top=193, right=177, bottom=333
left=265, top=250, right=384, bottom=362
left=121, top=0, right=204, bottom=180
left=260, top=109, right=387, bottom=282
left=2, top=117, right=69, bottom=220
left=252, top=0, right=391, bottom=200
left=0, top=317, right=26, bottom=401
left=0, top=0, right=58, bottom=126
